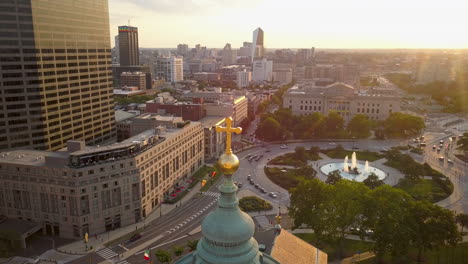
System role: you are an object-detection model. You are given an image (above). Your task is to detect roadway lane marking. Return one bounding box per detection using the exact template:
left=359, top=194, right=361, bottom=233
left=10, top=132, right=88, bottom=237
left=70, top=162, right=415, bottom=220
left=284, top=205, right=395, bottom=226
left=149, top=235, right=189, bottom=250
left=118, top=243, right=129, bottom=251
left=134, top=235, right=164, bottom=255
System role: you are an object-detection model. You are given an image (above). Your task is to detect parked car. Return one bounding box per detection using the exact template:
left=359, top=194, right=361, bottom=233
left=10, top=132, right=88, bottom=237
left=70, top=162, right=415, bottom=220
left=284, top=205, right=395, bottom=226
left=269, top=192, right=277, bottom=198
left=237, top=183, right=243, bottom=188
left=447, top=159, right=454, bottom=164
left=280, top=145, right=287, bottom=149
left=254, top=184, right=259, bottom=189
left=432, top=145, right=436, bottom=150
left=438, top=156, right=444, bottom=161
left=247, top=175, right=251, bottom=180
left=439, top=140, right=444, bottom=144
left=260, top=188, right=267, bottom=193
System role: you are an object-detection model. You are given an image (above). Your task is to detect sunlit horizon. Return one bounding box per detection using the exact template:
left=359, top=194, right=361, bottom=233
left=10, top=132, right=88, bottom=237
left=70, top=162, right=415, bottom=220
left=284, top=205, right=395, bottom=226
left=108, top=0, right=468, bottom=49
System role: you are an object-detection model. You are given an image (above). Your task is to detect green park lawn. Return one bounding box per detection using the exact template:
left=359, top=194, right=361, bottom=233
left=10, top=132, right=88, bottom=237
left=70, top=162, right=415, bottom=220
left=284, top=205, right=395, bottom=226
left=268, top=153, right=308, bottom=167
left=264, top=167, right=316, bottom=190
left=395, top=178, right=453, bottom=203
left=321, top=149, right=383, bottom=162
left=358, top=242, right=468, bottom=264
left=295, top=233, right=373, bottom=261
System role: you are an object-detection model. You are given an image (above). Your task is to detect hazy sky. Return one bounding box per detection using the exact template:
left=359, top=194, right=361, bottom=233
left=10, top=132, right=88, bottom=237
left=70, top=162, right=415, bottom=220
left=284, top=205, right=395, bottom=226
left=108, top=0, right=468, bottom=49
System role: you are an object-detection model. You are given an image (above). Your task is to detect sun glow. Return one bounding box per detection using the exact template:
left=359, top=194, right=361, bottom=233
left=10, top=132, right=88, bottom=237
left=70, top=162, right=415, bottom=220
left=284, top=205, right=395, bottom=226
left=109, top=0, right=468, bottom=48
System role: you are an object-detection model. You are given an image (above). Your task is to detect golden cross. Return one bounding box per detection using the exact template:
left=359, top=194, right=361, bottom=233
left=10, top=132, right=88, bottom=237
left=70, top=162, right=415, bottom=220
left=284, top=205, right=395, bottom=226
left=216, top=117, right=242, bottom=155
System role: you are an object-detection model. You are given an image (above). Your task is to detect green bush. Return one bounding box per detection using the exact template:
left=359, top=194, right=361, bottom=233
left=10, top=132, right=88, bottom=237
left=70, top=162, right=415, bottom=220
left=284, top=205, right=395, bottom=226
left=239, top=196, right=273, bottom=212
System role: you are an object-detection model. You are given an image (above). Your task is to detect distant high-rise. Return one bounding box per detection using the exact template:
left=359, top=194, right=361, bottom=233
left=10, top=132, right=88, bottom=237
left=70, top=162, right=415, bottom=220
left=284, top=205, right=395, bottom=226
left=252, top=58, right=273, bottom=83
left=177, top=44, right=189, bottom=56
left=0, top=0, right=115, bottom=151
left=155, top=56, right=184, bottom=83
left=222, top=43, right=237, bottom=66
left=118, top=25, right=139, bottom=66
left=113, top=35, right=120, bottom=63
left=251, top=27, right=264, bottom=62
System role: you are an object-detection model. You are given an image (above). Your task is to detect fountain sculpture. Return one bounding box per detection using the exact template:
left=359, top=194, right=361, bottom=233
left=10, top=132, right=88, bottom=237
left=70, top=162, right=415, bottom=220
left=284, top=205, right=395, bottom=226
left=351, top=152, right=357, bottom=169
left=343, top=156, right=349, bottom=173
left=320, top=151, right=386, bottom=182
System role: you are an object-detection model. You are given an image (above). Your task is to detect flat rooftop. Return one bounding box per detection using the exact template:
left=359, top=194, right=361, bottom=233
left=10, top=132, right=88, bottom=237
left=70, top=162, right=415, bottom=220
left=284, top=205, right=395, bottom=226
left=200, top=116, right=225, bottom=128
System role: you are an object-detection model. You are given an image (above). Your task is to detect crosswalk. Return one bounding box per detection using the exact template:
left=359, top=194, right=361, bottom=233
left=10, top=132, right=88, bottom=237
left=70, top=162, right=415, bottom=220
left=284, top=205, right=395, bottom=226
left=96, top=247, right=118, bottom=260
left=203, top=191, right=221, bottom=198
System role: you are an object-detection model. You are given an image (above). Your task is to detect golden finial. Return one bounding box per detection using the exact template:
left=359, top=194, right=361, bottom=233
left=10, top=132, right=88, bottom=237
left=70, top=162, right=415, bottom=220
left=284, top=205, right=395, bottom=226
left=216, top=117, right=242, bottom=155
left=215, top=117, right=242, bottom=175
left=275, top=214, right=282, bottom=225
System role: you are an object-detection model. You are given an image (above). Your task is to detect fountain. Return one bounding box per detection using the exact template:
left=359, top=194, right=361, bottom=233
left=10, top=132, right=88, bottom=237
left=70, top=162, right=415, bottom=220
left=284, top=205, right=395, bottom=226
left=321, top=152, right=386, bottom=182
left=351, top=152, right=357, bottom=170
left=343, top=156, right=349, bottom=173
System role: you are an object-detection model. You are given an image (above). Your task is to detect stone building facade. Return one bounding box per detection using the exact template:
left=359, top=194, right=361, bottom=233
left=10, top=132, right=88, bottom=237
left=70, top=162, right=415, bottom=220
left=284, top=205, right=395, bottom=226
left=283, top=82, right=401, bottom=123
left=0, top=122, right=204, bottom=239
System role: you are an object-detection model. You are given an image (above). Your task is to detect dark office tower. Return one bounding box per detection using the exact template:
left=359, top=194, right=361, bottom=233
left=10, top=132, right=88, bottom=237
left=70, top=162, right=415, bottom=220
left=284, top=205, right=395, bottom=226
left=118, top=26, right=139, bottom=66
left=251, top=27, right=264, bottom=62
left=0, top=0, right=115, bottom=151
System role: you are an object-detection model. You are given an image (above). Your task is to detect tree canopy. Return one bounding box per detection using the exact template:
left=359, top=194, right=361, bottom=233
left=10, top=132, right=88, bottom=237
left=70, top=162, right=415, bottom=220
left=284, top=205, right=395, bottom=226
left=348, top=114, right=373, bottom=138
left=384, top=112, right=425, bottom=138
left=289, top=179, right=461, bottom=262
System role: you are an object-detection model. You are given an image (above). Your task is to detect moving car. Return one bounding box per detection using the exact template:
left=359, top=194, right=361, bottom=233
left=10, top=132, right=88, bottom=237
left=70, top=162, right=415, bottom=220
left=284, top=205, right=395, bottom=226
left=269, top=192, right=277, bottom=198
left=280, top=144, right=287, bottom=149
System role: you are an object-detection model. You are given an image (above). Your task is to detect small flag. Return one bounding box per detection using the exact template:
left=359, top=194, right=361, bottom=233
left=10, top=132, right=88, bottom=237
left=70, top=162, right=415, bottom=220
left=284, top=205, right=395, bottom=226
left=211, top=171, right=217, bottom=177
left=144, top=249, right=150, bottom=260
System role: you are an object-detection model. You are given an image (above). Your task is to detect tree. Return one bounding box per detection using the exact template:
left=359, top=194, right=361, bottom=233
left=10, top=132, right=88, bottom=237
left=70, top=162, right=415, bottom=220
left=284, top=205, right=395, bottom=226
left=330, top=180, right=370, bottom=257
left=456, top=213, right=468, bottom=233
left=155, top=249, right=172, bottom=263
left=348, top=114, right=372, bottom=138
left=295, top=165, right=316, bottom=179
left=320, top=111, right=345, bottom=137
left=288, top=179, right=336, bottom=247
left=172, top=245, right=185, bottom=256
left=363, top=172, right=384, bottom=189
left=409, top=201, right=461, bottom=262
left=295, top=112, right=325, bottom=139
left=186, top=240, right=198, bottom=251
left=384, top=112, right=425, bottom=138
left=326, top=170, right=342, bottom=185
left=363, top=185, right=414, bottom=262
left=294, top=146, right=307, bottom=162
left=255, top=117, right=285, bottom=141
left=457, top=132, right=468, bottom=153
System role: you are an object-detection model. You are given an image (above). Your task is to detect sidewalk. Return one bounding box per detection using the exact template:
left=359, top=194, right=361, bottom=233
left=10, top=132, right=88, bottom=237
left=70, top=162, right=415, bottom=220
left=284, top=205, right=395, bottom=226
left=57, top=180, right=205, bottom=255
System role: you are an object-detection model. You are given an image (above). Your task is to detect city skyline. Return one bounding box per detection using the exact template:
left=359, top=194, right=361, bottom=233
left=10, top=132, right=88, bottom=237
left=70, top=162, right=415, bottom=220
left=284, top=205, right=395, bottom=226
left=108, top=0, right=468, bottom=49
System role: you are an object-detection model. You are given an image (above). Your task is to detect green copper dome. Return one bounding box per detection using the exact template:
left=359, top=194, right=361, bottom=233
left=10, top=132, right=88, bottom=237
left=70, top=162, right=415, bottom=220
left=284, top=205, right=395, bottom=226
left=176, top=117, right=279, bottom=264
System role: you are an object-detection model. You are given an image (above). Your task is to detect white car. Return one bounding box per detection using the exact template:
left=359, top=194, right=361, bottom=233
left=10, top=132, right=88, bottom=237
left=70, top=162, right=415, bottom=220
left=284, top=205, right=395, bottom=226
left=447, top=159, right=454, bottom=164
left=280, top=145, right=287, bottom=149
